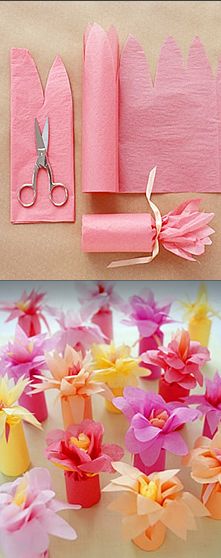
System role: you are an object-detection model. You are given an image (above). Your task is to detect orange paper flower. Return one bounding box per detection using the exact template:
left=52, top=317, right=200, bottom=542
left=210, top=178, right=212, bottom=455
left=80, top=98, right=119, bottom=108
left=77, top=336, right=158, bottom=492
left=103, top=462, right=208, bottom=551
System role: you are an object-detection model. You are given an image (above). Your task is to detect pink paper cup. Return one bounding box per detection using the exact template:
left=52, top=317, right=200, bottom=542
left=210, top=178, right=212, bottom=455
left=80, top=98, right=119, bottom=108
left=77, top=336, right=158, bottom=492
left=65, top=472, right=101, bottom=508
left=133, top=449, right=166, bottom=476
left=19, top=386, right=48, bottom=423
left=92, top=307, right=113, bottom=342
left=139, top=332, right=164, bottom=380
left=159, top=377, right=189, bottom=403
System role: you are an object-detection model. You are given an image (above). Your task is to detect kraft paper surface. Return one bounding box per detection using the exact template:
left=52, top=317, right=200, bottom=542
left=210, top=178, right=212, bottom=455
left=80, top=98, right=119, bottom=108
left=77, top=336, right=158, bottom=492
left=1, top=1, right=221, bottom=279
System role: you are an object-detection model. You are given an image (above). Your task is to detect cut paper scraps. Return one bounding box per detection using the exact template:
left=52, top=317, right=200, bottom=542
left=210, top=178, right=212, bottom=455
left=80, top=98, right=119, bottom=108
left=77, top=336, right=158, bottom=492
left=82, top=25, right=221, bottom=193
left=0, top=467, right=78, bottom=558
left=103, top=463, right=208, bottom=551
left=11, top=48, right=74, bottom=223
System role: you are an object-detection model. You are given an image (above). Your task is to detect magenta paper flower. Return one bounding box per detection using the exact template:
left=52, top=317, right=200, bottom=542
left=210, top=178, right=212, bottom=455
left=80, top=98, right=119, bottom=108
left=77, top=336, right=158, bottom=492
left=142, top=329, right=210, bottom=390
left=114, top=387, right=199, bottom=467
left=186, top=372, right=221, bottom=437
left=0, top=467, right=78, bottom=558
left=46, top=419, right=124, bottom=478
left=158, top=198, right=214, bottom=261
left=122, top=289, right=172, bottom=337
left=0, top=290, right=49, bottom=337
left=77, top=281, right=124, bottom=320
left=47, top=308, right=106, bottom=353
left=0, top=326, right=50, bottom=387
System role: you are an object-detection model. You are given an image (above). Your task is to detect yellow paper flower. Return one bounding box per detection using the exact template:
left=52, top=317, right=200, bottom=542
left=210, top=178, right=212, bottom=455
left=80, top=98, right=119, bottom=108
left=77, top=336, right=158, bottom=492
left=181, top=284, right=220, bottom=321
left=91, top=343, right=149, bottom=388
left=0, top=374, right=42, bottom=441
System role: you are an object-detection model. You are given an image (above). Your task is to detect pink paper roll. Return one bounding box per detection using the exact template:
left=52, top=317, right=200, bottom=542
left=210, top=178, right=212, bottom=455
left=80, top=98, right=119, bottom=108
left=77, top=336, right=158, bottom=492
left=139, top=332, right=164, bottom=380
left=82, top=213, right=154, bottom=252
left=19, top=370, right=48, bottom=423
left=159, top=377, right=190, bottom=402
left=92, top=307, right=113, bottom=342
left=202, top=415, right=215, bottom=438
left=134, top=449, right=166, bottom=476
left=82, top=24, right=119, bottom=192
left=65, top=472, right=101, bottom=507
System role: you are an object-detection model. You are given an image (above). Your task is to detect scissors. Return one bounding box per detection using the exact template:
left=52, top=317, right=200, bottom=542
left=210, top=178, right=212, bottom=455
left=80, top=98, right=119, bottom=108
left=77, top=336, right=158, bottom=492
left=17, top=117, right=69, bottom=207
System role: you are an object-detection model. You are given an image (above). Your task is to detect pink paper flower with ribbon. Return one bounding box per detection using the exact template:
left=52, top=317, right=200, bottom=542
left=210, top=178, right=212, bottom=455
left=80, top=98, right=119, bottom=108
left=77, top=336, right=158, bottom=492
left=47, top=307, right=106, bottom=353
left=0, top=290, right=49, bottom=337
left=142, top=329, right=210, bottom=390
left=114, top=387, right=199, bottom=473
left=103, top=463, right=208, bottom=551
left=46, top=419, right=124, bottom=477
left=122, top=290, right=172, bottom=337
left=77, top=281, right=124, bottom=320
left=186, top=372, right=221, bottom=438
left=0, top=467, right=78, bottom=558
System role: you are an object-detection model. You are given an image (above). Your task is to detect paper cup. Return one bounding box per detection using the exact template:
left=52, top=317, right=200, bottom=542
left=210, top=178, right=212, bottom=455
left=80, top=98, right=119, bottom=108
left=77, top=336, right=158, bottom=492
left=139, top=332, right=164, bottom=380
left=61, top=395, right=92, bottom=429
left=65, top=472, right=101, bottom=507
left=92, top=307, right=113, bottom=342
left=0, top=421, right=30, bottom=476
left=133, top=522, right=166, bottom=551
left=19, top=371, right=48, bottom=422
left=159, top=377, right=189, bottom=402
left=105, top=386, right=123, bottom=413
left=202, top=484, right=221, bottom=519
left=189, top=317, right=211, bottom=347
left=134, top=449, right=166, bottom=476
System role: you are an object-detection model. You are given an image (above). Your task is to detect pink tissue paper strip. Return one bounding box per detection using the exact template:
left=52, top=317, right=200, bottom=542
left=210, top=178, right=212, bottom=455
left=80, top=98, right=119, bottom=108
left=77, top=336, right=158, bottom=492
left=82, top=213, right=153, bottom=252
left=82, top=24, right=119, bottom=192
left=11, top=48, right=75, bottom=223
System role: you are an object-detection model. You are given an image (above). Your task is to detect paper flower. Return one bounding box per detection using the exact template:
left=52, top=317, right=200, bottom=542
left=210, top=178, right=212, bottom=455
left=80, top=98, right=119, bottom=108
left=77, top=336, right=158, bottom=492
left=114, top=387, right=199, bottom=468
left=91, top=342, right=149, bottom=388
left=122, top=290, right=172, bottom=337
left=103, top=462, right=208, bottom=551
left=187, top=427, right=221, bottom=518
left=0, top=290, right=49, bottom=336
left=0, top=374, right=41, bottom=441
left=31, top=345, right=111, bottom=424
left=142, top=329, right=210, bottom=390
left=186, top=372, right=221, bottom=438
left=47, top=307, right=106, bottom=353
left=157, top=199, right=214, bottom=261
left=46, top=419, right=123, bottom=477
left=0, top=467, right=78, bottom=558
left=181, top=284, right=220, bottom=322
left=0, top=326, right=49, bottom=385
left=77, top=281, right=124, bottom=320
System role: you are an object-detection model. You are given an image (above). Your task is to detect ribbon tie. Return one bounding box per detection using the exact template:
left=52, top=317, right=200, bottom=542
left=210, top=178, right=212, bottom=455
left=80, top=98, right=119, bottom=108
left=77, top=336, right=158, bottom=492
left=108, top=167, right=162, bottom=269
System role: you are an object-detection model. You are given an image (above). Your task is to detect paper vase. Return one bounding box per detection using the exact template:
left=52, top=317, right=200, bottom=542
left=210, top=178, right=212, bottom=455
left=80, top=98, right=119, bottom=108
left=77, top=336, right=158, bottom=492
left=159, top=377, right=189, bottom=402
left=61, top=395, right=93, bottom=429
left=139, top=332, right=164, bottom=380
left=133, top=522, right=166, bottom=551
left=0, top=421, right=30, bottom=476
left=133, top=450, right=166, bottom=477
left=202, top=415, right=215, bottom=438
left=202, top=484, right=221, bottom=519
left=19, top=371, right=48, bottom=422
left=65, top=471, right=101, bottom=507
left=105, top=386, right=123, bottom=414
left=188, top=317, right=211, bottom=347
left=92, top=307, right=113, bottom=342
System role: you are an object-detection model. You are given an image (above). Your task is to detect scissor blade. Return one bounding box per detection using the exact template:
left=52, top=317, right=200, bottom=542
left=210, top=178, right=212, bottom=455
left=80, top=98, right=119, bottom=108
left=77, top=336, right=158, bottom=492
left=42, top=117, right=49, bottom=151
left=35, top=118, right=45, bottom=151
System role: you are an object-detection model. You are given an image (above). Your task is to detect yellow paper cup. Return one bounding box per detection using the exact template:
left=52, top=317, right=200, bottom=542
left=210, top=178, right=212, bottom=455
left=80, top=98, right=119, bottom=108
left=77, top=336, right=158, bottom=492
left=105, top=386, right=124, bottom=414
left=188, top=317, right=211, bottom=347
left=0, top=421, right=30, bottom=477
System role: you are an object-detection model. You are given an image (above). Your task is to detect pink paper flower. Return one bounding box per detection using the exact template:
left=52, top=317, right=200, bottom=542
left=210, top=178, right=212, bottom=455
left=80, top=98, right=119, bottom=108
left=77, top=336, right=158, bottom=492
left=0, top=467, right=78, bottom=558
left=0, top=290, right=49, bottom=337
left=114, top=387, right=199, bottom=467
left=142, top=329, right=210, bottom=390
left=122, top=289, right=172, bottom=337
left=186, top=371, right=221, bottom=437
left=46, top=419, right=124, bottom=478
left=0, top=326, right=49, bottom=386
left=77, top=281, right=124, bottom=320
left=47, top=308, right=106, bottom=353
left=157, top=199, right=214, bottom=261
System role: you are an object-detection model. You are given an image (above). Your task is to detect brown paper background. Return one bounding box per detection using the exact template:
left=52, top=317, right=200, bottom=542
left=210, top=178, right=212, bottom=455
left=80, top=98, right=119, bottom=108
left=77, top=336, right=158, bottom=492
left=1, top=0, right=221, bottom=280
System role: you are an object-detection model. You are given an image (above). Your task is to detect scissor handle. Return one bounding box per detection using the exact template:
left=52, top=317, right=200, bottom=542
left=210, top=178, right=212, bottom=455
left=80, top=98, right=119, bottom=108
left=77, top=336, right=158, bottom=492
left=49, top=182, right=69, bottom=207
left=17, top=183, right=37, bottom=207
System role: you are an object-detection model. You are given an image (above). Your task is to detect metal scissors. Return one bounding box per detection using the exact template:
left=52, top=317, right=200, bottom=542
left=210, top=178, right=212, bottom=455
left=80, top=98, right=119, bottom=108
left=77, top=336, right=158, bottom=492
left=17, top=117, right=69, bottom=207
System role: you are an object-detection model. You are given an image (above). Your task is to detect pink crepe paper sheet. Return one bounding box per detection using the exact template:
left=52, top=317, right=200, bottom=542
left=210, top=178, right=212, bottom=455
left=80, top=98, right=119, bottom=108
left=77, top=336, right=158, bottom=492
left=82, top=24, right=119, bottom=193
left=82, top=27, right=221, bottom=193
left=11, top=48, right=74, bottom=223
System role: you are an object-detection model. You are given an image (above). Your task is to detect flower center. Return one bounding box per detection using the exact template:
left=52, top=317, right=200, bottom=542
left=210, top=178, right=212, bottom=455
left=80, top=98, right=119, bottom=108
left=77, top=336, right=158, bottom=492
left=16, top=301, right=30, bottom=313
left=12, top=479, right=28, bottom=507
left=68, top=364, right=81, bottom=376
left=69, top=433, right=90, bottom=452
left=138, top=477, right=157, bottom=500
left=149, top=409, right=169, bottom=428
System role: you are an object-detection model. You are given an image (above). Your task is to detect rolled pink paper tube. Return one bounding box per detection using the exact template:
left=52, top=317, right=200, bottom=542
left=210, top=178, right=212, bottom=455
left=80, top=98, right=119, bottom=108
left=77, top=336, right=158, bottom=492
left=19, top=370, right=48, bottom=423
left=139, top=332, right=164, bottom=380
left=134, top=449, right=166, bottom=476
left=82, top=213, right=154, bottom=252
left=92, top=307, right=113, bottom=342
